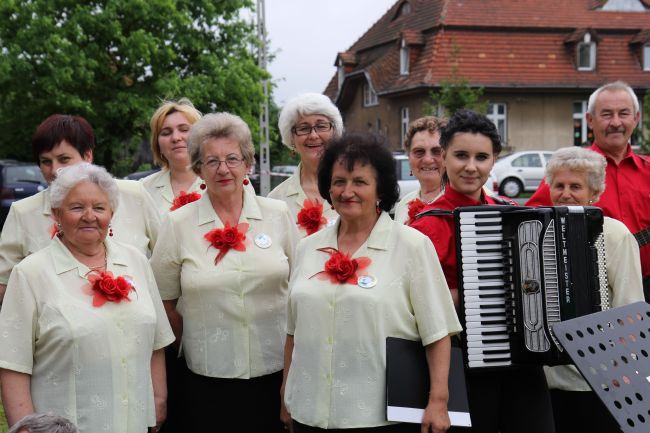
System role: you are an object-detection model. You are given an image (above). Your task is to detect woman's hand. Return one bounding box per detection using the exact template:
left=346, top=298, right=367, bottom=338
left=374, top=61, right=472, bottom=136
left=150, top=349, right=167, bottom=432
left=152, top=395, right=167, bottom=432
left=421, top=399, right=450, bottom=433
left=279, top=383, right=293, bottom=432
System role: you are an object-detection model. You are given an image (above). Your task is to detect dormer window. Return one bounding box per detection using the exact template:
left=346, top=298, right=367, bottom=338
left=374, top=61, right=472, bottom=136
left=400, top=39, right=410, bottom=75
left=577, top=33, right=596, bottom=71
left=338, top=58, right=345, bottom=89
left=398, top=1, right=411, bottom=16
left=363, top=82, right=378, bottom=107
left=644, top=44, right=650, bottom=71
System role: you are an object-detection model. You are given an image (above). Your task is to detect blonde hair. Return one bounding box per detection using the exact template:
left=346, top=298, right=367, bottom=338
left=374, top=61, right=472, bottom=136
left=149, top=98, right=202, bottom=168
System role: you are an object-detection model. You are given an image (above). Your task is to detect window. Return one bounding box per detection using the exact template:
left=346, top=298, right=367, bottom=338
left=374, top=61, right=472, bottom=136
left=400, top=107, right=410, bottom=148
left=486, top=103, right=507, bottom=143
left=644, top=44, right=650, bottom=71
left=363, top=82, right=378, bottom=106
left=337, top=58, right=344, bottom=90
left=577, top=33, right=596, bottom=71
left=512, top=153, right=542, bottom=168
left=400, top=39, right=409, bottom=75
left=573, top=101, right=593, bottom=146
left=398, top=1, right=411, bottom=17
left=376, top=118, right=382, bottom=134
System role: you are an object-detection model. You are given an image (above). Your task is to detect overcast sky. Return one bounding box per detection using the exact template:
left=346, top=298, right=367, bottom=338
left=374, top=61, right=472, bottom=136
left=266, top=0, right=397, bottom=106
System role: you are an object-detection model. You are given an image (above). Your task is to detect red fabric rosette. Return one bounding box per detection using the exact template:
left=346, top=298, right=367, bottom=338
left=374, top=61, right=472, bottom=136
left=296, top=199, right=327, bottom=235
left=50, top=222, right=59, bottom=239
left=407, top=197, right=426, bottom=225
left=310, top=247, right=371, bottom=285
left=84, top=271, right=135, bottom=307
left=170, top=191, right=202, bottom=211
left=204, top=222, right=249, bottom=265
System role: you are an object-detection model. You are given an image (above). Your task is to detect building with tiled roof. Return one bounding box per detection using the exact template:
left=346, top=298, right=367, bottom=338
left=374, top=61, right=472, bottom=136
left=324, top=0, right=650, bottom=152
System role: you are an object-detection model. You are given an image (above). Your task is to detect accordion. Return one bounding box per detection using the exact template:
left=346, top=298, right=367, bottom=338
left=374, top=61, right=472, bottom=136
left=454, top=205, right=609, bottom=370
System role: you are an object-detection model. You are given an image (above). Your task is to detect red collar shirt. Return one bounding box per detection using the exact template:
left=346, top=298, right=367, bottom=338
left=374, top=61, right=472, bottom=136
left=410, top=186, right=500, bottom=290
left=526, top=144, right=650, bottom=278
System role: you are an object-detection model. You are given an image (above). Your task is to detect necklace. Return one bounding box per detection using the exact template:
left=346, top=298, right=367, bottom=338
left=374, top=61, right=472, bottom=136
left=88, top=243, right=108, bottom=271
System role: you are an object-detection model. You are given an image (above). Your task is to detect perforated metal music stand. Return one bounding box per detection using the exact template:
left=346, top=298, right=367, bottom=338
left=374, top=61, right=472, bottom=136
left=554, top=302, right=650, bottom=433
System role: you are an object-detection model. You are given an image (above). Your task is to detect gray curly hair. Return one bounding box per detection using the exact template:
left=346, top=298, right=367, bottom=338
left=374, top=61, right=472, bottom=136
left=49, top=163, right=119, bottom=212
left=278, top=93, right=343, bottom=150
left=8, top=413, right=78, bottom=433
left=545, top=147, right=607, bottom=201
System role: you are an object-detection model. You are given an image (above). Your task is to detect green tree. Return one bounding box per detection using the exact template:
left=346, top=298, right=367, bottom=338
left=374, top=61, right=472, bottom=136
left=424, top=42, right=486, bottom=117
left=640, top=92, right=650, bottom=155
left=0, top=0, right=268, bottom=175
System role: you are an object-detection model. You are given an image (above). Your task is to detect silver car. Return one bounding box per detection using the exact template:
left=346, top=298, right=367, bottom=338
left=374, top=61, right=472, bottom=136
left=492, top=151, right=554, bottom=198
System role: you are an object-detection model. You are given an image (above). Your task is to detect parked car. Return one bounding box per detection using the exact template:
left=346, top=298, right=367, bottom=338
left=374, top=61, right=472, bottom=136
left=0, top=160, right=47, bottom=229
left=123, top=168, right=161, bottom=180
left=271, top=165, right=298, bottom=176
left=393, top=153, right=498, bottom=200
left=492, top=151, right=554, bottom=198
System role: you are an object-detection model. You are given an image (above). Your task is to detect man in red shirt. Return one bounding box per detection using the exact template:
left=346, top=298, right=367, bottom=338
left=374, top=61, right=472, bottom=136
left=526, top=81, right=650, bottom=299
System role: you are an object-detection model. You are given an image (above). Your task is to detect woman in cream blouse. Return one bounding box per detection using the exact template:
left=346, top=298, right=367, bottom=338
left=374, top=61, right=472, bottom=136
left=150, top=112, right=298, bottom=432
left=268, top=93, right=342, bottom=237
left=393, top=116, right=446, bottom=225
left=141, top=98, right=205, bottom=216
left=542, top=147, right=645, bottom=433
left=281, top=133, right=461, bottom=432
left=0, top=114, right=160, bottom=303
left=0, top=163, right=174, bottom=433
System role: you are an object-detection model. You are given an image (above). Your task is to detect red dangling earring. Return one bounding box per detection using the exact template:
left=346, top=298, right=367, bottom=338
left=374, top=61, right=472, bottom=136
left=243, top=178, right=250, bottom=186
left=200, top=183, right=206, bottom=190
left=108, top=224, right=114, bottom=237
left=376, top=200, right=381, bottom=215
left=410, top=170, right=413, bottom=176
left=331, top=205, right=335, bottom=210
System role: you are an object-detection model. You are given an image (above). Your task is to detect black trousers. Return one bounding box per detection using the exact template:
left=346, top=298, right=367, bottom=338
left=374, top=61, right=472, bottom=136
left=156, top=347, right=185, bottom=433
left=550, top=389, right=620, bottom=433
left=184, top=368, right=285, bottom=432
left=448, top=366, right=555, bottom=433
left=293, top=420, right=420, bottom=433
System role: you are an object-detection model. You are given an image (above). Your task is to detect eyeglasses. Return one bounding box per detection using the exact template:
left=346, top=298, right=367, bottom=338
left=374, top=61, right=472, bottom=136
left=411, top=147, right=443, bottom=158
left=201, top=155, right=244, bottom=170
left=292, top=122, right=333, bottom=136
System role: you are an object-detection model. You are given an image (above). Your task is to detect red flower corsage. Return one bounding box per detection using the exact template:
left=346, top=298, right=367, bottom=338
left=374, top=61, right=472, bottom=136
left=407, top=198, right=426, bottom=225
left=296, top=199, right=327, bottom=235
left=83, top=270, right=135, bottom=307
left=309, top=247, right=371, bottom=284
left=204, top=222, right=249, bottom=265
left=170, top=191, right=202, bottom=211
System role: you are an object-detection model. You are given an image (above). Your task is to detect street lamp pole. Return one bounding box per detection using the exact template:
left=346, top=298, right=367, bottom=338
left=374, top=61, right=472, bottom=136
left=257, top=0, right=271, bottom=196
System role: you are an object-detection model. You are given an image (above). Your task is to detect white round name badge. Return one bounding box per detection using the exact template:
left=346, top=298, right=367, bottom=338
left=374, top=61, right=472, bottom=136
left=327, top=218, right=337, bottom=227
left=254, top=233, right=272, bottom=249
left=357, top=275, right=377, bottom=289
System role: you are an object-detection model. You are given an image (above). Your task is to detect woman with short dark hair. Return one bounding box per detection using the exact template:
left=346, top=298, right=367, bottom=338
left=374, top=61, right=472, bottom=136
left=410, top=110, right=553, bottom=433
left=282, top=132, right=460, bottom=432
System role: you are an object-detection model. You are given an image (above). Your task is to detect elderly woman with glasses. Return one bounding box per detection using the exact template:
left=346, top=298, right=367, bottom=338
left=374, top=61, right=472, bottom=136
left=541, top=146, right=644, bottom=433
left=268, top=93, right=343, bottom=237
left=150, top=112, right=298, bottom=432
left=394, top=116, right=447, bottom=225
left=141, top=98, right=205, bottom=216
left=0, top=163, right=174, bottom=433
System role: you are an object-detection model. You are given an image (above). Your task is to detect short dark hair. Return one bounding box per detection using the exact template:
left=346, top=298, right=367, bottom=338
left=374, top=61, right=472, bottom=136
left=440, top=109, right=502, bottom=155
left=318, top=132, right=399, bottom=212
left=32, top=114, right=95, bottom=163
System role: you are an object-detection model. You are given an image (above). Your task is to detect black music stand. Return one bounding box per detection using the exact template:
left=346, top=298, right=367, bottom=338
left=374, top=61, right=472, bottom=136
left=554, top=302, right=650, bottom=433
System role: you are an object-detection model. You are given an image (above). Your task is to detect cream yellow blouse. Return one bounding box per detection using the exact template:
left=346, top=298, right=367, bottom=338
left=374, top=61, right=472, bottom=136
left=393, top=188, right=421, bottom=225
left=544, top=217, right=645, bottom=391
left=0, top=237, right=174, bottom=433
left=150, top=191, right=298, bottom=379
left=0, top=180, right=161, bottom=288
left=140, top=169, right=205, bottom=217
left=285, top=212, right=462, bottom=429
left=267, top=164, right=338, bottom=237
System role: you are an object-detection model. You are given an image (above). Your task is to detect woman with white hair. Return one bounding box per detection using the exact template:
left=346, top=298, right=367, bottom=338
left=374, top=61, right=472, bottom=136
left=542, top=146, right=644, bottom=433
left=8, top=413, right=78, bottom=433
left=268, top=93, right=343, bottom=237
left=150, top=112, right=298, bottom=432
left=0, top=163, right=174, bottom=433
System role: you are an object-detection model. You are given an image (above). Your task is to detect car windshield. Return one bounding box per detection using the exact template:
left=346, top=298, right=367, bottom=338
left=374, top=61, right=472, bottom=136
left=3, top=165, right=45, bottom=183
